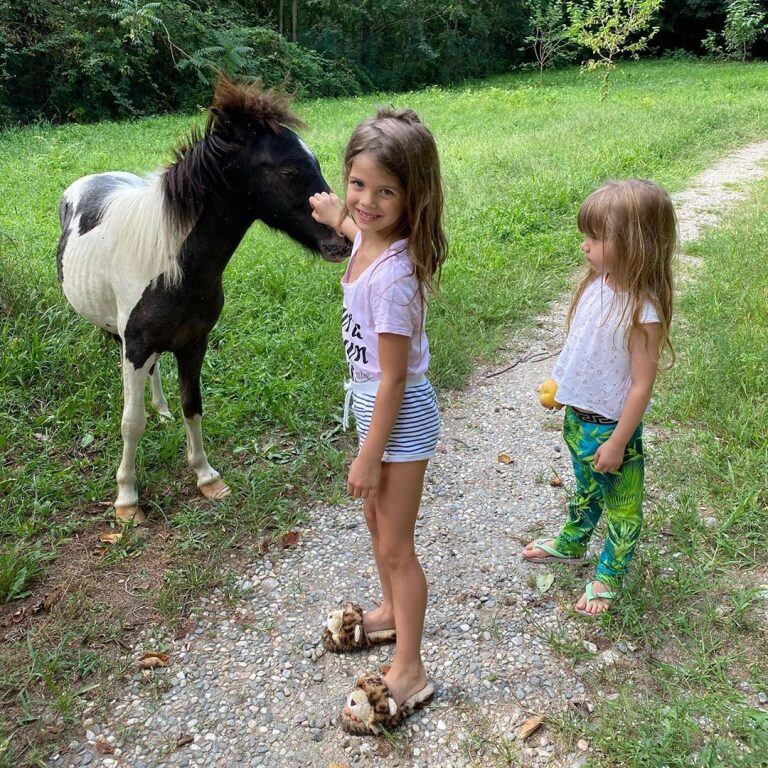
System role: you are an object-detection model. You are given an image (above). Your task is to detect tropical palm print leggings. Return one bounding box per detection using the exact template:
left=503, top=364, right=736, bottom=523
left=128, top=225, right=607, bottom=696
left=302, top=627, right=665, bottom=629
left=553, top=406, right=644, bottom=590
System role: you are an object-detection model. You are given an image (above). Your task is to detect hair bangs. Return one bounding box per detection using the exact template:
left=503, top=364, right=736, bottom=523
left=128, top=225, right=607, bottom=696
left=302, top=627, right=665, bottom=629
left=577, top=187, right=612, bottom=240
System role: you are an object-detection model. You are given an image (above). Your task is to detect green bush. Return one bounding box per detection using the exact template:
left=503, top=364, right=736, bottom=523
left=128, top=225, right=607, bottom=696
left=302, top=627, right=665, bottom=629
left=0, top=0, right=361, bottom=125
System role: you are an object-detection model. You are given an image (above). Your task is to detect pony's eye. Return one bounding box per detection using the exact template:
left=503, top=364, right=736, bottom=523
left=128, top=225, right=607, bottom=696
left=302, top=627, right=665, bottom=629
left=280, top=168, right=299, bottom=179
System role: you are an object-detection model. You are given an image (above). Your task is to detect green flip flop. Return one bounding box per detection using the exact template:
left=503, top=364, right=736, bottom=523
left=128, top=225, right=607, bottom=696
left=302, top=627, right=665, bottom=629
left=522, top=539, right=585, bottom=565
left=575, top=581, right=617, bottom=616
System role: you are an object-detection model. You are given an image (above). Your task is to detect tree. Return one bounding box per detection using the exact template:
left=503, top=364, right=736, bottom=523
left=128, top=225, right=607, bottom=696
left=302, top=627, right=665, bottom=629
left=724, top=0, right=766, bottom=61
left=523, top=0, right=573, bottom=76
left=569, top=0, right=663, bottom=97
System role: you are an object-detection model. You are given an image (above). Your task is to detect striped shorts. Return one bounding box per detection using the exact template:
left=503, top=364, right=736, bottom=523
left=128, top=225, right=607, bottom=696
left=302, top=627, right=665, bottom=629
left=347, top=375, right=440, bottom=463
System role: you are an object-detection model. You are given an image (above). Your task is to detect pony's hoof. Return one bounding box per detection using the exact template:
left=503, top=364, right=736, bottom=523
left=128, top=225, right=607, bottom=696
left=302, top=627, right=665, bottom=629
left=115, top=505, right=147, bottom=524
left=199, top=478, right=230, bottom=500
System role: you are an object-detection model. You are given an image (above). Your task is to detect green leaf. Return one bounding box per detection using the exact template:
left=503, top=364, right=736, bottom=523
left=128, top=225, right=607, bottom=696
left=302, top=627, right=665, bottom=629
left=536, top=573, right=555, bottom=593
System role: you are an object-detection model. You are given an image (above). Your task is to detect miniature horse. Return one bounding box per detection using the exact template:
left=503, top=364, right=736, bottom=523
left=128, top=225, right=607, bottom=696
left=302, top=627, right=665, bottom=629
left=56, top=78, right=349, bottom=523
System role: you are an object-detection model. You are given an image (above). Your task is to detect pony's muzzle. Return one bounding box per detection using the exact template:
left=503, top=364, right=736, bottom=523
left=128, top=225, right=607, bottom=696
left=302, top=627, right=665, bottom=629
left=320, top=234, right=352, bottom=263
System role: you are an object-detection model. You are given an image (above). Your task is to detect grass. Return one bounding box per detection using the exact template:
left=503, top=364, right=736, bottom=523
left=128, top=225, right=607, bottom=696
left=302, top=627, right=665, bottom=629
left=1, top=59, right=768, bottom=764
left=549, top=178, right=768, bottom=766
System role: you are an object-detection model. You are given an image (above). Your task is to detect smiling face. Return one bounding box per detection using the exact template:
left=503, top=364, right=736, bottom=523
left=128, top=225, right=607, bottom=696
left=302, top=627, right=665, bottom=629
left=345, top=153, right=406, bottom=242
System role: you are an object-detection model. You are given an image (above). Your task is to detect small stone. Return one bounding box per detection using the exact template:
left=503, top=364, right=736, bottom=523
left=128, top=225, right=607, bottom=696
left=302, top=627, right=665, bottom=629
left=577, top=739, right=589, bottom=751
left=437, top=720, right=446, bottom=731
left=582, top=641, right=597, bottom=654
left=758, top=692, right=768, bottom=705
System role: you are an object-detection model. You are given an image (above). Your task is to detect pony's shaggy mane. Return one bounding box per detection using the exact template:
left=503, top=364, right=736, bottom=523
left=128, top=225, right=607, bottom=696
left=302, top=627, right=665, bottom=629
left=207, top=76, right=305, bottom=134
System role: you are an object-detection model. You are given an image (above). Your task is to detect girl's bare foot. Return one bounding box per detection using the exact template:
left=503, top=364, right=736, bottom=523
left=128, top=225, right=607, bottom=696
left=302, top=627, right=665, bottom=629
left=363, top=605, right=395, bottom=633
left=383, top=663, right=430, bottom=708
left=521, top=539, right=556, bottom=560
left=575, top=581, right=613, bottom=615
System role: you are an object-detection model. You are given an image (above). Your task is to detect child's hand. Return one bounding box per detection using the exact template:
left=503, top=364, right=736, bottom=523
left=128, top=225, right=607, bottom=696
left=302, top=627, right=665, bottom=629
left=594, top=438, right=625, bottom=473
left=347, top=455, right=381, bottom=499
left=309, top=191, right=342, bottom=230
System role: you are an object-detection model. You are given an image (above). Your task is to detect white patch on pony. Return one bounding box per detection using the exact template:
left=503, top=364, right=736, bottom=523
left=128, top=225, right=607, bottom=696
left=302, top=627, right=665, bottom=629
left=59, top=172, right=191, bottom=334
left=184, top=414, right=220, bottom=488
left=103, top=172, right=187, bottom=289
left=297, top=137, right=317, bottom=163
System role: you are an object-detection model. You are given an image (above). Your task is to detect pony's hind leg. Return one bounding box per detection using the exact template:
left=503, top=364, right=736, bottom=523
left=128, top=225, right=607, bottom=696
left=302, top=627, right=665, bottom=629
left=176, top=339, right=230, bottom=500
left=150, top=358, right=173, bottom=420
left=115, top=353, right=155, bottom=524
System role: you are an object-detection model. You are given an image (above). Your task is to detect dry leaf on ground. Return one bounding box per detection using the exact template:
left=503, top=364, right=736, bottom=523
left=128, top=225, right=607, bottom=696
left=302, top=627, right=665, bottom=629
left=175, top=619, right=195, bottom=640
left=94, top=740, right=115, bottom=755
left=43, top=587, right=63, bottom=611
left=497, top=452, right=514, bottom=464
left=99, top=533, right=123, bottom=544
left=176, top=734, right=194, bottom=748
left=137, top=652, right=169, bottom=669
left=281, top=531, right=300, bottom=548
left=375, top=739, right=392, bottom=757
left=518, top=714, right=545, bottom=740
left=549, top=476, right=563, bottom=487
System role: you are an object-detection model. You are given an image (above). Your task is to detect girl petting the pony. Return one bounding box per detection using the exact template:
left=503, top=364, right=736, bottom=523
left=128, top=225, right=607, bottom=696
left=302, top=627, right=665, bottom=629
left=309, top=107, right=447, bottom=733
left=524, top=179, right=677, bottom=616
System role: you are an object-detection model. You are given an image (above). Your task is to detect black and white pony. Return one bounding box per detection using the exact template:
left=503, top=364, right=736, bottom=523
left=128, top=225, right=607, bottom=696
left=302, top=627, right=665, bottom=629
left=56, top=78, right=348, bottom=523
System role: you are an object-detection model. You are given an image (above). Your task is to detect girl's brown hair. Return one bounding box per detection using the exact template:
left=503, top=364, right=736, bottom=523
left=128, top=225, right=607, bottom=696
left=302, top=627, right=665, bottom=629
left=339, top=106, right=448, bottom=295
left=568, top=179, right=677, bottom=364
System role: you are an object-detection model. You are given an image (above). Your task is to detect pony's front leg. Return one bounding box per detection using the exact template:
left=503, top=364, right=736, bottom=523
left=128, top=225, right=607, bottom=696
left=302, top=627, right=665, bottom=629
left=115, top=353, right=155, bottom=523
left=176, top=339, right=230, bottom=500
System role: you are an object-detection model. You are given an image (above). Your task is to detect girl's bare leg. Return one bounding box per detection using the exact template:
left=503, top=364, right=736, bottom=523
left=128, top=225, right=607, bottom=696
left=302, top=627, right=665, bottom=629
left=374, top=459, right=430, bottom=704
left=363, top=496, right=395, bottom=631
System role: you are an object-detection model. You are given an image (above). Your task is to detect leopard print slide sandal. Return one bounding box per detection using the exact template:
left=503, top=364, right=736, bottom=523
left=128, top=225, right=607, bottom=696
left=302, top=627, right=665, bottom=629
left=321, top=604, right=396, bottom=653
left=341, top=672, right=435, bottom=735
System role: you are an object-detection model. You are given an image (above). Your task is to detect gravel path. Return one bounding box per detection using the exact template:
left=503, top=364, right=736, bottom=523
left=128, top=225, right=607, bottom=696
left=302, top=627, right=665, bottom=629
left=51, top=141, right=768, bottom=768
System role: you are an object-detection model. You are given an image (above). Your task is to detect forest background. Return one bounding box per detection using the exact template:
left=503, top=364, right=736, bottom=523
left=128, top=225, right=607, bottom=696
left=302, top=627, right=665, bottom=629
left=3, top=0, right=768, bottom=126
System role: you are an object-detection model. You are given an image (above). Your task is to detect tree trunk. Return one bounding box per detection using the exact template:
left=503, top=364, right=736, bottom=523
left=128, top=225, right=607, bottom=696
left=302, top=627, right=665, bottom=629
left=292, top=0, right=298, bottom=43
left=279, top=0, right=284, bottom=35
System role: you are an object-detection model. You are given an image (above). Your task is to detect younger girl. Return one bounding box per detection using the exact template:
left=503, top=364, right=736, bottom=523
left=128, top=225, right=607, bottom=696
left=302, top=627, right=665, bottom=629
left=523, top=179, right=676, bottom=616
left=309, top=107, right=447, bottom=733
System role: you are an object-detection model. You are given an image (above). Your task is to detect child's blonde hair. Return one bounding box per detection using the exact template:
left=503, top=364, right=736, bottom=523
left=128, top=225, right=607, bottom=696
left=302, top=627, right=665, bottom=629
left=339, top=106, right=448, bottom=295
left=568, top=178, right=677, bottom=363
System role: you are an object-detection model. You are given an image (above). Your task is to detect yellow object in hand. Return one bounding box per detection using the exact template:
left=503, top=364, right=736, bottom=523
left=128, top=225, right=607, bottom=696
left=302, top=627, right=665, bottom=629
left=538, top=378, right=563, bottom=410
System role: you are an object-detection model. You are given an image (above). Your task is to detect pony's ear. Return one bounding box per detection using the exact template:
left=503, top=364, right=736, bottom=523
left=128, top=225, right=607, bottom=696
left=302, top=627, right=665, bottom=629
left=208, top=106, right=253, bottom=142
left=209, top=106, right=236, bottom=131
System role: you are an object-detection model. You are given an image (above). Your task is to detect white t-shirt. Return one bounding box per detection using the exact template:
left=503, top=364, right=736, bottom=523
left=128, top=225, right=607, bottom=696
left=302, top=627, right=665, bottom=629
left=341, top=234, right=429, bottom=383
left=552, top=276, right=660, bottom=420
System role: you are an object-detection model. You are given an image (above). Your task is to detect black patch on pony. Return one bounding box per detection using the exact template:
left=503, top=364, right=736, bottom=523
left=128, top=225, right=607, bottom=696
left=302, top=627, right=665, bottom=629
left=77, top=175, right=125, bottom=235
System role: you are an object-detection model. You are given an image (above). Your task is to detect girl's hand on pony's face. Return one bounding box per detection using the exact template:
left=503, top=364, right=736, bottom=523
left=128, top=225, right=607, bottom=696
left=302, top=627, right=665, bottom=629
left=594, top=438, right=625, bottom=473
left=347, top=454, right=381, bottom=499
left=309, top=191, right=343, bottom=229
